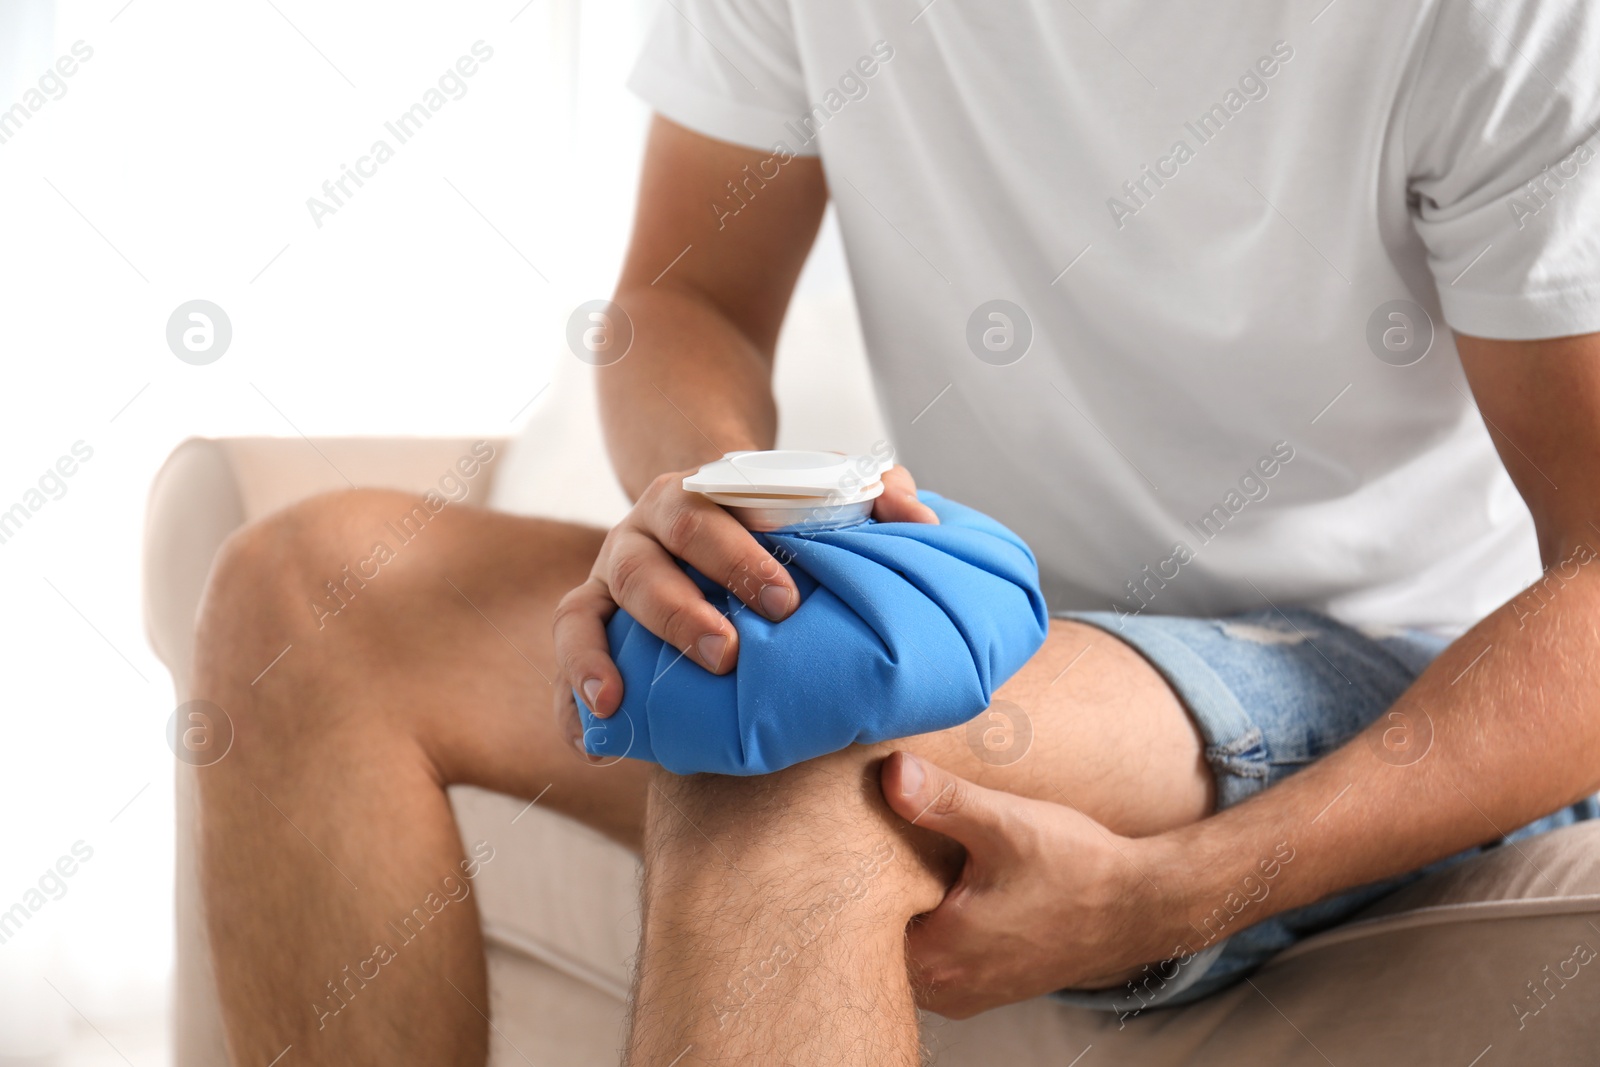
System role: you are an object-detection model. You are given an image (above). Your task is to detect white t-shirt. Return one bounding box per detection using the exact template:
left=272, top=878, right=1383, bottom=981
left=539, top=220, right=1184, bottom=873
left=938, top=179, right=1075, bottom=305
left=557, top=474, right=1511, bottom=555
left=629, top=0, right=1600, bottom=634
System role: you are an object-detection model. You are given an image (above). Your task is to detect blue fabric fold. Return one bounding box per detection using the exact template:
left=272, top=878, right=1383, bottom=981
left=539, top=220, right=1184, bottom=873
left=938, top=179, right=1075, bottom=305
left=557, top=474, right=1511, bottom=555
left=576, top=491, right=1049, bottom=775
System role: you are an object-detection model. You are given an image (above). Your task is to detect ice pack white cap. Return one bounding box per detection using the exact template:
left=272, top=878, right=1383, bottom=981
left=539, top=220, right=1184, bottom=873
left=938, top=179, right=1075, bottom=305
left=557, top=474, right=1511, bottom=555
left=683, top=449, right=892, bottom=531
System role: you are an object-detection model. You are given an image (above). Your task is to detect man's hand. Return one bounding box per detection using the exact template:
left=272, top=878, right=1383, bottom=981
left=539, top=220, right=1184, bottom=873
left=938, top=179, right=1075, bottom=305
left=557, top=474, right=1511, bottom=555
left=557, top=118, right=943, bottom=753
left=880, top=751, right=1181, bottom=1018
left=872, top=464, right=941, bottom=527
left=553, top=466, right=937, bottom=753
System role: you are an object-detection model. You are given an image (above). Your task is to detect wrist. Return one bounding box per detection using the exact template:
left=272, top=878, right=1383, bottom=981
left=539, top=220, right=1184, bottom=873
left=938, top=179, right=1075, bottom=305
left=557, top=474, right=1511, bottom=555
left=1129, top=830, right=1210, bottom=961
left=1142, top=818, right=1302, bottom=960
left=1061, top=831, right=1209, bottom=993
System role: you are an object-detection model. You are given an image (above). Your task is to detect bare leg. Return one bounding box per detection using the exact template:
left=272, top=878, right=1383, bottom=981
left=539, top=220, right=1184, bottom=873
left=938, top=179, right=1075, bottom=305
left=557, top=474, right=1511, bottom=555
left=192, top=491, right=645, bottom=1065
left=192, top=489, right=1207, bottom=1065
left=625, top=629, right=1210, bottom=1066
left=630, top=755, right=947, bottom=1066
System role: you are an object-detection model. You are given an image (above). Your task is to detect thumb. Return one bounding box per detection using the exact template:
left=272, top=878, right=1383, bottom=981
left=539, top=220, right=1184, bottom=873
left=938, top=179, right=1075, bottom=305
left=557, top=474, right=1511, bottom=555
left=882, top=752, right=1011, bottom=855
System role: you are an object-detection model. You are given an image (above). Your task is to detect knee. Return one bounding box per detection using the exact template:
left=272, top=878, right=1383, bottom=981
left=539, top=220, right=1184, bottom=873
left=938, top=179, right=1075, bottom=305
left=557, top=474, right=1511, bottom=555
left=205, top=490, right=377, bottom=623
left=194, top=489, right=430, bottom=693
left=649, top=748, right=870, bottom=838
left=645, top=749, right=948, bottom=918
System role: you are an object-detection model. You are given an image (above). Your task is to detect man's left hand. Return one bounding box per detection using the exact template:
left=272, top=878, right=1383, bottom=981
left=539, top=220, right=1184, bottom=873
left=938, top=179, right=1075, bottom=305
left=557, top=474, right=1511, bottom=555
left=881, top=751, right=1186, bottom=1018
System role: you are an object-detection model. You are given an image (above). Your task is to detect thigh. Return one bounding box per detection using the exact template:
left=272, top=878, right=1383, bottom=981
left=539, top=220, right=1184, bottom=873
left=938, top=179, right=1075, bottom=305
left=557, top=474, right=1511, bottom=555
left=231, top=491, right=1204, bottom=847
left=888, top=618, right=1213, bottom=837
left=351, top=503, right=1206, bottom=842
left=631, top=616, right=1212, bottom=943
left=210, top=489, right=653, bottom=844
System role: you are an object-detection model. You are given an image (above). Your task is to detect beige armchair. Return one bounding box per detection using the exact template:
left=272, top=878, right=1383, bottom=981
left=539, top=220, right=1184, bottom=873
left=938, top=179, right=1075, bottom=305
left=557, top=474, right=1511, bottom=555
left=146, top=319, right=1600, bottom=1063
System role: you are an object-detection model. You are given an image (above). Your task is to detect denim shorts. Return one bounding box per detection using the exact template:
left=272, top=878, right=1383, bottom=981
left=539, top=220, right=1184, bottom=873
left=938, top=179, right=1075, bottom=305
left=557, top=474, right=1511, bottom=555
left=1048, top=607, right=1600, bottom=1016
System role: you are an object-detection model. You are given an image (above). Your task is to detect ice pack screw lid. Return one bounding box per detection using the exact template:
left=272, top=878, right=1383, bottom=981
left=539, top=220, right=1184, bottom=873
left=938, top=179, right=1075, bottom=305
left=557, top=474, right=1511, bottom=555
left=682, top=449, right=890, bottom=506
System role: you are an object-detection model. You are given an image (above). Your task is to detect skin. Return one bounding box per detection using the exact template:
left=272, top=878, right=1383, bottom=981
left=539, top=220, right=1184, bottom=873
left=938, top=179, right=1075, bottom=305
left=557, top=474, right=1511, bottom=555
left=568, top=119, right=1600, bottom=1032
left=881, top=330, right=1600, bottom=1020
left=193, top=118, right=1207, bottom=1065
left=193, top=506, right=1208, bottom=1064
left=191, top=113, right=1600, bottom=1063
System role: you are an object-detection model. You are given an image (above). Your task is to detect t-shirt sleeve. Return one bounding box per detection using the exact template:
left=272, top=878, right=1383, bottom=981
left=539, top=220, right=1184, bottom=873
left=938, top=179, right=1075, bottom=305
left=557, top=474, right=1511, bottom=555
left=1404, top=0, right=1600, bottom=340
left=628, top=0, right=816, bottom=156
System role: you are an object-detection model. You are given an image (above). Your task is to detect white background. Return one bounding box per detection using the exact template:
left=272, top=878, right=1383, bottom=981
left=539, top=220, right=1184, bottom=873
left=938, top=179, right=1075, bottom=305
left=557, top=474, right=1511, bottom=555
left=0, top=1, right=851, bottom=1061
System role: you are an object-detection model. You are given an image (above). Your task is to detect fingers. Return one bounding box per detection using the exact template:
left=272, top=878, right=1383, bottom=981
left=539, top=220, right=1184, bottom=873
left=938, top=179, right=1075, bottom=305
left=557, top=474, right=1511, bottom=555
left=553, top=468, right=803, bottom=724
left=643, top=484, right=798, bottom=622
left=551, top=579, right=626, bottom=717
left=881, top=752, right=1009, bottom=855
left=905, top=916, right=969, bottom=1016
left=552, top=683, right=590, bottom=760
left=873, top=465, right=940, bottom=524
left=604, top=531, right=741, bottom=674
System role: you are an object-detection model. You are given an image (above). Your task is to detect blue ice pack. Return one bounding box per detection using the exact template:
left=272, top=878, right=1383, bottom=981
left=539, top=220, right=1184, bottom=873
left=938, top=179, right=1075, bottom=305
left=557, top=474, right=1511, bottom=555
left=576, top=490, right=1049, bottom=775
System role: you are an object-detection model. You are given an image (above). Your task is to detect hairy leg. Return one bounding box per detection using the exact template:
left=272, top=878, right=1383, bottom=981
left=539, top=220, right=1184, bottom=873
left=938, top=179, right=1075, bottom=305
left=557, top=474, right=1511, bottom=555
left=193, top=488, right=1207, bottom=1065
left=630, top=755, right=949, bottom=1066
left=625, top=626, right=1210, bottom=1066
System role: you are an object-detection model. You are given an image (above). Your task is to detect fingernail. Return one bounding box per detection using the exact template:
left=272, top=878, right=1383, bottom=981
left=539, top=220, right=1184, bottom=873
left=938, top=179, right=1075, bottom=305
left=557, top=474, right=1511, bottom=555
left=759, top=584, right=793, bottom=621
left=697, top=632, right=729, bottom=671
left=899, top=754, right=925, bottom=797
left=581, top=677, right=603, bottom=709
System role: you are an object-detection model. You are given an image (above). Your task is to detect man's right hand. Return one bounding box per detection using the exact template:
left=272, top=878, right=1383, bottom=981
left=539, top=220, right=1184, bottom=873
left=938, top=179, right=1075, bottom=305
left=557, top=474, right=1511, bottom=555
left=551, top=463, right=938, bottom=754
left=549, top=116, right=941, bottom=756
left=550, top=464, right=798, bottom=748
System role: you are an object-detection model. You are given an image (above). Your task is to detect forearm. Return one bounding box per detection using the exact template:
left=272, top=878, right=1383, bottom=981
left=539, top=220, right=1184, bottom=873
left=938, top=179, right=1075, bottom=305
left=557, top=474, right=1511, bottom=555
left=599, top=279, right=778, bottom=498
left=597, top=117, right=825, bottom=498
left=1157, top=544, right=1600, bottom=952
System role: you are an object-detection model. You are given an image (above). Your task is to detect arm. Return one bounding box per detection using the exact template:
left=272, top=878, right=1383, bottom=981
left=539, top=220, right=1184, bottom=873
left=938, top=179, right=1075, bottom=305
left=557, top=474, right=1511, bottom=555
left=1161, top=331, right=1600, bottom=935
left=553, top=116, right=934, bottom=733
left=879, top=332, right=1600, bottom=1018
left=601, top=116, right=825, bottom=494
left=553, top=115, right=825, bottom=710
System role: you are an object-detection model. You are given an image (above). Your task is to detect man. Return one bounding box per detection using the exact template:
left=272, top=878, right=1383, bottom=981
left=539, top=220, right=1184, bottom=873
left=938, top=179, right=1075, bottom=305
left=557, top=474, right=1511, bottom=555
left=192, top=0, right=1600, bottom=1063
